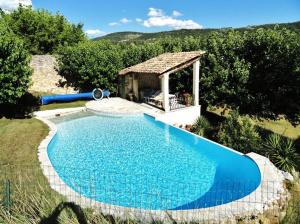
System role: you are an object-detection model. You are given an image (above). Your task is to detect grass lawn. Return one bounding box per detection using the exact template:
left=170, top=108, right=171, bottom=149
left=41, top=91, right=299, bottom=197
left=40, top=100, right=86, bottom=111
left=0, top=118, right=48, bottom=165
left=254, top=118, right=300, bottom=140
left=208, top=107, right=300, bottom=140
left=31, top=91, right=87, bottom=111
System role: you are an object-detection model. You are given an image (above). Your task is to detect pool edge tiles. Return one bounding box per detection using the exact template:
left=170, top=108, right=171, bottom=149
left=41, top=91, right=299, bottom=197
left=36, top=110, right=288, bottom=223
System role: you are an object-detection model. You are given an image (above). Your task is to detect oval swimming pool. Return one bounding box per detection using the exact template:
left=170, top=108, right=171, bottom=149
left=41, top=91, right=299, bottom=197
left=48, top=112, right=261, bottom=210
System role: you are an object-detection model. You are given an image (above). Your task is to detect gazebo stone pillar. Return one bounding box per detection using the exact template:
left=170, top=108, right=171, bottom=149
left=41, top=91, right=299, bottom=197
left=193, top=60, right=200, bottom=106
left=132, top=74, right=139, bottom=101
left=162, top=72, right=170, bottom=112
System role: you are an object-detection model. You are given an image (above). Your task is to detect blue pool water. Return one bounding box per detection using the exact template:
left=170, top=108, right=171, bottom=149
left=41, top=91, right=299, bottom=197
left=48, top=113, right=261, bottom=210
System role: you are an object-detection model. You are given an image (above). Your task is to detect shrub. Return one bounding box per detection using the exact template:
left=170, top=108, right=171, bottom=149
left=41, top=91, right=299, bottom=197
left=263, top=134, right=300, bottom=172
left=192, top=116, right=212, bottom=137
left=0, top=21, right=32, bottom=104
left=217, top=110, right=261, bottom=153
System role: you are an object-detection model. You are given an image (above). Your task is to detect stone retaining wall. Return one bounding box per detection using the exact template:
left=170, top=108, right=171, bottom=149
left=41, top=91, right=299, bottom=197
left=29, top=55, right=77, bottom=94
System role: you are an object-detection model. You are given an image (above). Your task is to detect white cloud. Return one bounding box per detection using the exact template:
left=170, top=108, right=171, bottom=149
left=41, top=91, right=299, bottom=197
left=120, top=18, right=131, bottom=24
left=135, top=18, right=143, bottom=23
left=109, top=18, right=132, bottom=27
left=109, top=22, right=119, bottom=26
left=148, top=7, right=164, bottom=17
left=143, top=8, right=202, bottom=30
left=172, top=10, right=183, bottom=17
left=85, top=29, right=106, bottom=37
left=0, top=0, right=32, bottom=12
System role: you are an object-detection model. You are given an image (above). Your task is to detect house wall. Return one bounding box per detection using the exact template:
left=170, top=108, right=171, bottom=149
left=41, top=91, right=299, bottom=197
left=137, top=74, right=160, bottom=91
left=155, top=105, right=201, bottom=126
left=120, top=73, right=161, bottom=100
left=121, top=75, right=133, bottom=98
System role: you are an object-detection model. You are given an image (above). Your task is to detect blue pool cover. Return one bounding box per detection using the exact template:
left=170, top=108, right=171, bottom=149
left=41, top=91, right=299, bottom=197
left=41, top=90, right=110, bottom=105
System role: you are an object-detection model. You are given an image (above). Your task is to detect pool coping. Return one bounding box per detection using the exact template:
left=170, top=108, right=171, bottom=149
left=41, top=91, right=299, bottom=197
left=35, top=108, right=289, bottom=223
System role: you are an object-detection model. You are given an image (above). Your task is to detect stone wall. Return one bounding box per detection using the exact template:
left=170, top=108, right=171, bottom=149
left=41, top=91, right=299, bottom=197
left=138, top=73, right=160, bottom=90
left=29, top=55, right=77, bottom=94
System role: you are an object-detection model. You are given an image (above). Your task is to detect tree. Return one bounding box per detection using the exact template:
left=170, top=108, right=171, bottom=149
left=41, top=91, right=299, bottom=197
left=199, top=28, right=300, bottom=122
left=243, top=28, right=300, bottom=119
left=0, top=21, right=32, bottom=104
left=2, top=6, right=86, bottom=54
left=57, top=41, right=123, bottom=93
left=217, top=110, right=261, bottom=154
left=121, top=42, right=164, bottom=68
left=200, top=31, right=250, bottom=110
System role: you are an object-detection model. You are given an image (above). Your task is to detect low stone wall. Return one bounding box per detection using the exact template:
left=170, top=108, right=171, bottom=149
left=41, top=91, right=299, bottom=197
left=29, top=55, right=77, bottom=94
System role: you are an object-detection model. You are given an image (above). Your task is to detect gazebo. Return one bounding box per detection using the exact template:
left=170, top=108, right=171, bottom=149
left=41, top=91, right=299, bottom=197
left=119, top=51, right=205, bottom=112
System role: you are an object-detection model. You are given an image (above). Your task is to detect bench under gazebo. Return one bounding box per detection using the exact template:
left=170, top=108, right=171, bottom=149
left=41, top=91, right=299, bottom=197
left=119, top=51, right=205, bottom=113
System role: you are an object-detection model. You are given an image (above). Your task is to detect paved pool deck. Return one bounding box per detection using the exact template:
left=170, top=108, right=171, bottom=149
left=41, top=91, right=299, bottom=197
left=86, top=97, right=201, bottom=126
left=86, top=97, right=164, bottom=116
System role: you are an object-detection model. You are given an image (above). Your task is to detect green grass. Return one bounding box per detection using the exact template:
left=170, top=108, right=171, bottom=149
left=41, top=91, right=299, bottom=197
left=30, top=91, right=87, bottom=111
left=40, top=100, right=86, bottom=111
left=254, top=118, right=300, bottom=140
left=208, top=107, right=300, bottom=140
left=0, top=118, right=49, bottom=165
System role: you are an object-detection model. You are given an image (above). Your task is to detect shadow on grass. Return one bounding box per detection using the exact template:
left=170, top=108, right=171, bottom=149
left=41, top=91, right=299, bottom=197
left=0, top=92, right=40, bottom=119
left=40, top=202, right=88, bottom=224
left=39, top=202, right=168, bottom=224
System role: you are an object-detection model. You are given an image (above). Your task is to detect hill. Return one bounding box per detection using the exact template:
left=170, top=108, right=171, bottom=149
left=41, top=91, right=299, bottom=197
left=94, top=21, right=300, bottom=42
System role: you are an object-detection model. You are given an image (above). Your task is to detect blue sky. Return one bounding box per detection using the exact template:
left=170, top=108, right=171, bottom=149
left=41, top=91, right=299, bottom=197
left=1, top=0, right=300, bottom=38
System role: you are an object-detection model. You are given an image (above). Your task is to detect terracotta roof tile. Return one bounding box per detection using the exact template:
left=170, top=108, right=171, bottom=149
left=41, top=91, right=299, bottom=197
left=119, top=51, right=205, bottom=75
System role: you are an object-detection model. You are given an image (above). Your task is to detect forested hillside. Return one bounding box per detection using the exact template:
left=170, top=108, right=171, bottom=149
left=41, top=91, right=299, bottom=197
left=95, top=21, right=300, bottom=42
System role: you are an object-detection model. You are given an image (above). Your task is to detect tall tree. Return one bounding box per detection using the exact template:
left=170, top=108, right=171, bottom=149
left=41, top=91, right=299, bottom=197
left=243, top=28, right=300, bottom=119
left=200, top=31, right=250, bottom=110
left=0, top=20, right=32, bottom=104
left=2, top=6, right=86, bottom=54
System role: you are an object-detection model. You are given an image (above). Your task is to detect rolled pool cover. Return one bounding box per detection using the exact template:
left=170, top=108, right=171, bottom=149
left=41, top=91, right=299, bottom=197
left=41, top=89, right=110, bottom=105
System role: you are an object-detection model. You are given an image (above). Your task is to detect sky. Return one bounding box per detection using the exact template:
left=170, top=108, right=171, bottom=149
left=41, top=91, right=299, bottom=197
left=1, top=0, right=299, bottom=38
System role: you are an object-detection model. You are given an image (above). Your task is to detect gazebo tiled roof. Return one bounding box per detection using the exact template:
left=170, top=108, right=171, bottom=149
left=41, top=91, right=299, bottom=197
left=119, top=51, right=205, bottom=76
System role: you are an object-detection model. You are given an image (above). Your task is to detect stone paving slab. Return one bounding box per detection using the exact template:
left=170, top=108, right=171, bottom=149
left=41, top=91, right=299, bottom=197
left=86, top=97, right=163, bottom=116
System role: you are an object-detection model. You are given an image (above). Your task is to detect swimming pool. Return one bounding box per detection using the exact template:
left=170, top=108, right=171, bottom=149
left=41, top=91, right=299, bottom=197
left=48, top=112, right=261, bottom=210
